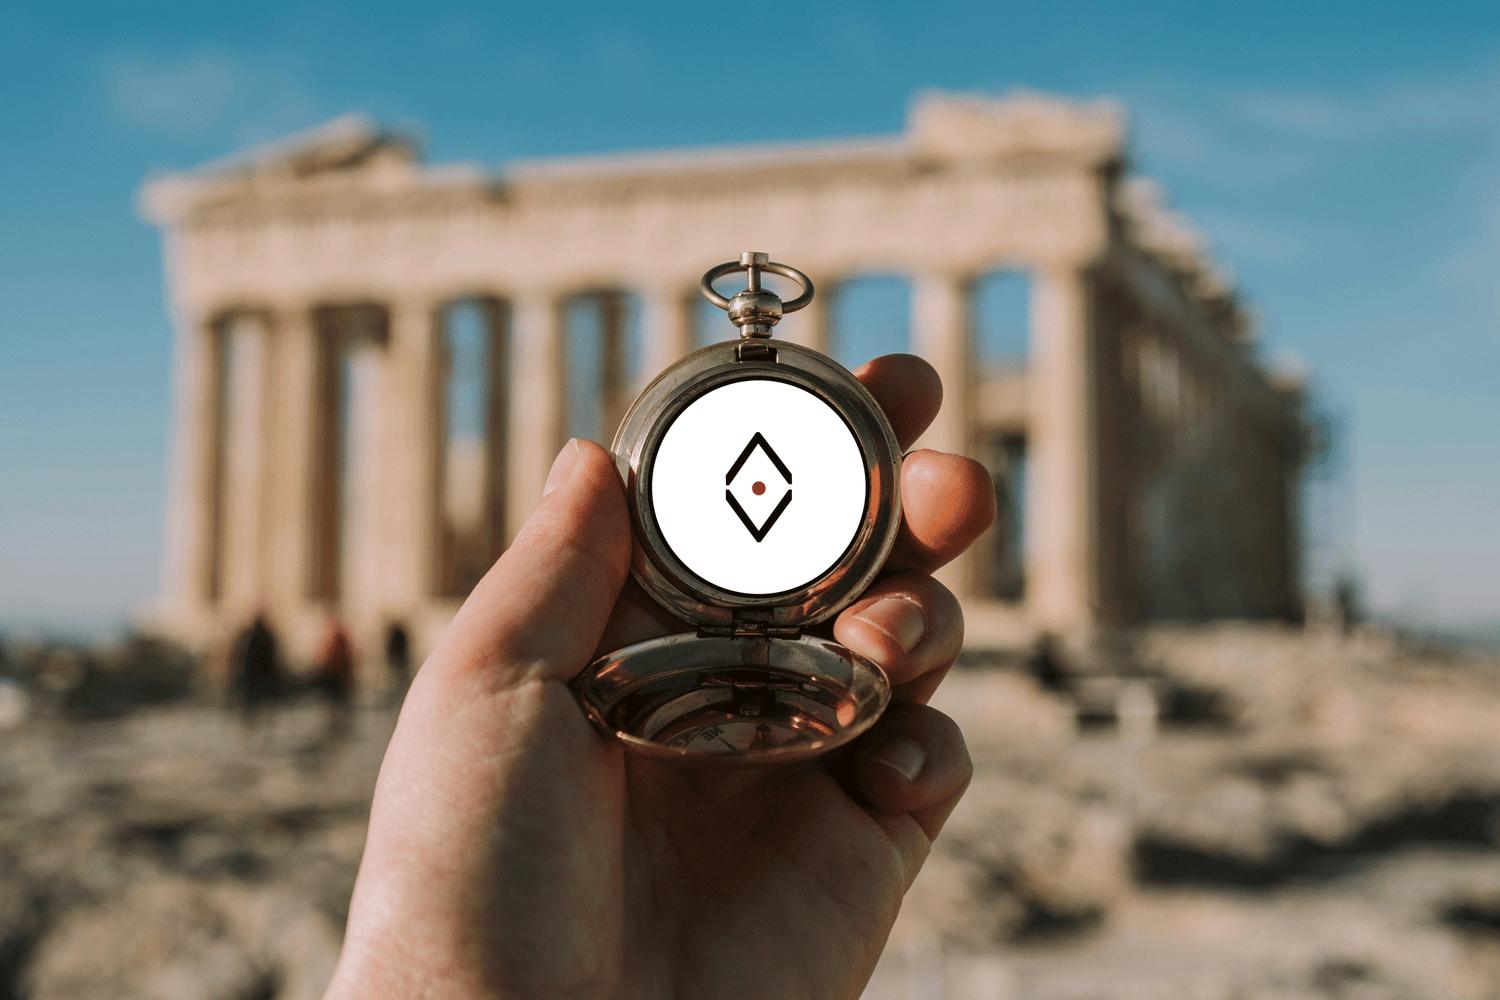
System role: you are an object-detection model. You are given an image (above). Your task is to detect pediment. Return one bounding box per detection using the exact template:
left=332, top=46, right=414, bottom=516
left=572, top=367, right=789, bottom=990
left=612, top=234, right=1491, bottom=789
left=138, top=114, right=426, bottom=223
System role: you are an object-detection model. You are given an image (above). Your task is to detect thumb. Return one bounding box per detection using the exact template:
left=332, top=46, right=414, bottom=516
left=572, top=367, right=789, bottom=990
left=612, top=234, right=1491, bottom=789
left=431, top=437, right=633, bottom=689
left=332, top=443, right=631, bottom=992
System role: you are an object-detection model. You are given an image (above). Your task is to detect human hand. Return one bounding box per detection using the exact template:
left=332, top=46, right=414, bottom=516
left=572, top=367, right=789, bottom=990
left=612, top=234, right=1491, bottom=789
left=324, top=354, right=996, bottom=1000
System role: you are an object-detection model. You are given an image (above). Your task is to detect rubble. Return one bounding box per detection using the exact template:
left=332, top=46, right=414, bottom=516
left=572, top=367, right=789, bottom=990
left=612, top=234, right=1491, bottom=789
left=2, top=624, right=1499, bottom=998
left=874, top=624, right=1500, bottom=997
left=0, top=700, right=385, bottom=1000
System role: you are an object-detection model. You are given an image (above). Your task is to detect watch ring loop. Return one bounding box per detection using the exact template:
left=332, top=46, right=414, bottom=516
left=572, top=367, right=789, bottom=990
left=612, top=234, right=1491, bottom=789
left=699, top=260, right=815, bottom=314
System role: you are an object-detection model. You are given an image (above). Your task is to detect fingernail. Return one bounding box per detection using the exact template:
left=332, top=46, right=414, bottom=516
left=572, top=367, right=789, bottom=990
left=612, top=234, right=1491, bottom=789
left=543, top=439, right=583, bottom=497
left=871, top=737, right=926, bottom=782
left=851, top=598, right=927, bottom=653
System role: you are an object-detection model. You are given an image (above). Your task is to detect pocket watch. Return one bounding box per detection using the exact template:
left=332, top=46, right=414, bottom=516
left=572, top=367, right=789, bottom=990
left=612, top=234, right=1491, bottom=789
left=570, top=253, right=903, bottom=764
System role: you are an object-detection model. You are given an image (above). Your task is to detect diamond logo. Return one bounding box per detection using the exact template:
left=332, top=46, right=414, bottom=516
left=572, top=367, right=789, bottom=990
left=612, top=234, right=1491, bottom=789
left=724, top=432, right=792, bottom=542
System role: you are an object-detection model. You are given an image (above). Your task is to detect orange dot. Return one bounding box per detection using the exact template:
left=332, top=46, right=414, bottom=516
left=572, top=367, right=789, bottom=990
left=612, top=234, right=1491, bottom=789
left=752, top=481, right=766, bottom=495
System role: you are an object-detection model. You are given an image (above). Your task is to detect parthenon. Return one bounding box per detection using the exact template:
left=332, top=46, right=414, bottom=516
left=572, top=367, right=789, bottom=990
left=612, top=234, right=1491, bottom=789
left=139, top=90, right=1307, bottom=677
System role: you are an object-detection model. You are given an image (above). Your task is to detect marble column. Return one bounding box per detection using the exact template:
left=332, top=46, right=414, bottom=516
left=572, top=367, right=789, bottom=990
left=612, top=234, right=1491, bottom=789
left=336, top=316, right=395, bottom=657
left=220, top=314, right=273, bottom=614
left=156, top=309, right=220, bottom=630
left=597, top=291, right=633, bottom=439
left=377, top=297, right=441, bottom=618
left=1027, top=264, right=1098, bottom=635
left=637, top=285, right=695, bottom=389
left=506, top=291, right=565, bottom=545
left=910, top=271, right=974, bottom=595
left=264, top=305, right=317, bottom=631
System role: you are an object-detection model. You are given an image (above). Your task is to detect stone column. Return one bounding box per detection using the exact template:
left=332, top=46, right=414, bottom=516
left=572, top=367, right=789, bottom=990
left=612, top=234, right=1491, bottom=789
left=264, top=305, right=317, bottom=634
left=598, top=292, right=633, bottom=438
left=910, top=271, right=973, bottom=595
left=220, top=314, right=273, bottom=614
left=1027, top=264, right=1098, bottom=635
left=506, top=291, right=565, bottom=545
left=778, top=281, right=831, bottom=355
left=156, top=309, right=220, bottom=635
left=377, top=297, right=441, bottom=619
left=340, top=338, right=386, bottom=644
left=637, top=285, right=695, bottom=389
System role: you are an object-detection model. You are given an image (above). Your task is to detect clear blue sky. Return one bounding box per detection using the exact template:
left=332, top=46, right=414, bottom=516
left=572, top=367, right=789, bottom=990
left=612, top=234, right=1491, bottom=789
left=2, top=1, right=1497, bottom=636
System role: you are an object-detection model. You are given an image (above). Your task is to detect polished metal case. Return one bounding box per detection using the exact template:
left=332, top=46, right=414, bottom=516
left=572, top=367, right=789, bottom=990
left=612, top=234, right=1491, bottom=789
left=570, top=255, right=903, bottom=764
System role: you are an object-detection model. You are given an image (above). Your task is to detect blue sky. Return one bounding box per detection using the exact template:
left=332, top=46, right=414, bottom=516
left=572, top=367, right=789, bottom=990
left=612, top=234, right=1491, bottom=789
left=1, top=1, right=1497, bottom=636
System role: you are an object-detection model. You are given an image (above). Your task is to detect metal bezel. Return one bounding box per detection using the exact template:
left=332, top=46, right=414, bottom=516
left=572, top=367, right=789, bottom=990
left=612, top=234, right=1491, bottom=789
left=611, top=339, right=903, bottom=631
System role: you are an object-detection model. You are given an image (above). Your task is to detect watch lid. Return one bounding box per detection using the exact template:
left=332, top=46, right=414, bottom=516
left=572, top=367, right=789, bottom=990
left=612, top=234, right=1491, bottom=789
left=572, top=631, right=891, bottom=762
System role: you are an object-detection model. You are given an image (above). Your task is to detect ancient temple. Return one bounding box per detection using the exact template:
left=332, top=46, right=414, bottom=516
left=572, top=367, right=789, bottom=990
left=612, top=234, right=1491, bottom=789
left=138, top=90, right=1307, bottom=676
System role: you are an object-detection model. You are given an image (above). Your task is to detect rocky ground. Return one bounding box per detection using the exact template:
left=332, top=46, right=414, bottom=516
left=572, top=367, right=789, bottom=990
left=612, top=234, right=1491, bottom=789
left=0, top=697, right=386, bottom=1000
left=1, top=624, right=1499, bottom=999
left=873, top=624, right=1500, bottom=999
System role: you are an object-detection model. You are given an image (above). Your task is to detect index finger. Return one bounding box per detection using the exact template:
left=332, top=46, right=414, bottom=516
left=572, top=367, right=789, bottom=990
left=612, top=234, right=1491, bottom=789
left=851, top=353, right=942, bottom=451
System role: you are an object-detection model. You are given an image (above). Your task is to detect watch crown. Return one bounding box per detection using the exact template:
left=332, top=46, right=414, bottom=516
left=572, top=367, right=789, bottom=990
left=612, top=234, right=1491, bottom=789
left=726, top=288, right=783, bottom=338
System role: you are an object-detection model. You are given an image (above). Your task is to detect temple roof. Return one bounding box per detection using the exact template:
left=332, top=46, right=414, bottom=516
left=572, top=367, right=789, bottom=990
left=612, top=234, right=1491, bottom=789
left=139, top=90, right=1126, bottom=224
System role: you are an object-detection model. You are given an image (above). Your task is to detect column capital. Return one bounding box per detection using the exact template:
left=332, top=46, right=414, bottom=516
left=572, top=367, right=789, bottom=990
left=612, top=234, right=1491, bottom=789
left=506, top=284, right=571, bottom=306
left=383, top=294, right=443, bottom=316
left=267, top=301, right=316, bottom=333
left=636, top=280, right=697, bottom=300
left=1031, top=243, right=1105, bottom=274
left=910, top=266, right=977, bottom=287
left=176, top=297, right=237, bottom=333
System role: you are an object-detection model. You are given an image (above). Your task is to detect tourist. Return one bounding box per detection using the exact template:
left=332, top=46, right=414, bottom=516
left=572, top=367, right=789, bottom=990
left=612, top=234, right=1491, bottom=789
left=229, top=614, right=280, bottom=730
left=383, top=622, right=410, bottom=707
left=314, top=617, right=355, bottom=740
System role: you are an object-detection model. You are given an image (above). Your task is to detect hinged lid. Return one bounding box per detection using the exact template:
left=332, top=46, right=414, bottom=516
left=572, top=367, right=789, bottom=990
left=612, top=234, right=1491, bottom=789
left=572, top=631, right=891, bottom=760
left=696, top=611, right=802, bottom=640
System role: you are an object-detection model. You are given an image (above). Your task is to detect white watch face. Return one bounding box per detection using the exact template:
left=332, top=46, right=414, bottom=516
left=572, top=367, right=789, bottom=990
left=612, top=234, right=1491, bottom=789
left=649, top=377, right=869, bottom=597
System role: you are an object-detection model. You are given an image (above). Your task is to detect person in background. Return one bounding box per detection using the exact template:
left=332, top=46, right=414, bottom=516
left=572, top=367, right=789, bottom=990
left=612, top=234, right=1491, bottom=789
left=383, top=622, right=411, bottom=707
left=229, top=614, right=280, bottom=740
left=313, top=617, right=355, bottom=741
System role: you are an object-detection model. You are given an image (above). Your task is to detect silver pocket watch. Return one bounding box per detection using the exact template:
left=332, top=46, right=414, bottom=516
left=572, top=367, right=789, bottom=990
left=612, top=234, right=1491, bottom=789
left=570, top=253, right=903, bottom=764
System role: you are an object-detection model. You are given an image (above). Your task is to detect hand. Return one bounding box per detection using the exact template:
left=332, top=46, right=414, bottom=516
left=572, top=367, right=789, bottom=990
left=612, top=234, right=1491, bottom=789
left=324, top=354, right=996, bottom=1000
